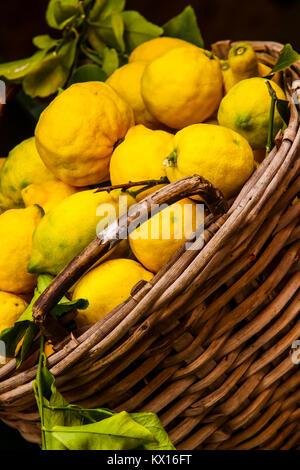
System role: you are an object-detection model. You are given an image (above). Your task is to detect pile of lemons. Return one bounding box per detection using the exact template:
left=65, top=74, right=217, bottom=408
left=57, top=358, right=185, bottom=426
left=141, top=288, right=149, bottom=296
left=0, top=37, right=287, bottom=343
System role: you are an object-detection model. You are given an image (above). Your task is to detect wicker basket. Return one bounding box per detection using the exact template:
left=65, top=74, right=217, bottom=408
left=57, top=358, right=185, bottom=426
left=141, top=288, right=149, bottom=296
left=0, top=40, right=300, bottom=450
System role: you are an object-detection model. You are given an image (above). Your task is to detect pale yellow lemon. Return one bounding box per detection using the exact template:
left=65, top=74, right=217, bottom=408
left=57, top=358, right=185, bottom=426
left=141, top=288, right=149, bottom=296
left=141, top=47, right=223, bottom=129
left=106, top=62, right=160, bottom=129
left=129, top=198, right=202, bottom=273
left=73, top=259, right=154, bottom=327
left=21, top=180, right=79, bottom=213
left=110, top=125, right=173, bottom=193
left=129, top=37, right=197, bottom=63
left=35, top=82, right=134, bottom=187
left=0, top=205, right=43, bottom=294
left=164, top=124, right=255, bottom=200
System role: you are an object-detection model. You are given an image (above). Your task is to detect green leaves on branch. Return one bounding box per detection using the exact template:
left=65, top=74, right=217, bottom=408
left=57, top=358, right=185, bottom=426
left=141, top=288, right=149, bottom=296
left=0, top=274, right=88, bottom=367
left=163, top=5, right=204, bottom=48
left=0, top=1, right=206, bottom=99
left=46, top=0, right=84, bottom=30
left=34, top=347, right=175, bottom=450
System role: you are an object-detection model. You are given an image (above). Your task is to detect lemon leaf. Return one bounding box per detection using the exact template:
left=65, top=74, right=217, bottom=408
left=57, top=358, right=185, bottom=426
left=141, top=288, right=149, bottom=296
left=102, top=47, right=119, bottom=75
left=271, top=43, right=300, bottom=74
left=89, top=0, right=126, bottom=22
left=111, top=12, right=126, bottom=52
left=32, top=35, right=59, bottom=51
left=121, top=11, right=163, bottom=52
left=0, top=50, right=47, bottom=81
left=23, top=37, right=78, bottom=98
left=46, top=0, right=82, bottom=30
left=68, top=64, right=107, bottom=85
left=163, top=5, right=204, bottom=48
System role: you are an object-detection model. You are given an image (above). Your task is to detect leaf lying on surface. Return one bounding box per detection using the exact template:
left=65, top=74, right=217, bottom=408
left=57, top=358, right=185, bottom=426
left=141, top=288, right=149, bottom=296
left=33, top=347, right=175, bottom=450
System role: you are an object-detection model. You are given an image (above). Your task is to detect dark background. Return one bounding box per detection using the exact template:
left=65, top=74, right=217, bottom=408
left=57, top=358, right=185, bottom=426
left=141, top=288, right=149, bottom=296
left=0, top=0, right=299, bottom=451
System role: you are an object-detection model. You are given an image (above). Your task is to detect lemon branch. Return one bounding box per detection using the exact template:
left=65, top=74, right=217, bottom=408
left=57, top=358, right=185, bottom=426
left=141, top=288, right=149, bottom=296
left=94, top=177, right=169, bottom=195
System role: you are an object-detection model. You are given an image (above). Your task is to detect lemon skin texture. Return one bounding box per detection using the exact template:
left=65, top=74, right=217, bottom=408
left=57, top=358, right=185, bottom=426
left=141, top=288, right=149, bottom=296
left=164, top=124, right=255, bottom=200
left=228, top=42, right=259, bottom=82
left=220, top=60, right=237, bottom=94
left=0, top=137, right=56, bottom=210
left=106, top=62, right=160, bottom=129
left=0, top=205, right=43, bottom=294
left=0, top=291, right=28, bottom=333
left=110, top=125, right=173, bottom=191
left=28, top=189, right=136, bottom=276
left=218, top=77, right=287, bottom=150
left=72, top=259, right=154, bottom=327
left=129, top=37, right=197, bottom=63
left=129, top=198, right=202, bottom=273
left=21, top=180, right=79, bottom=213
left=35, top=82, right=135, bottom=187
left=141, top=47, right=223, bottom=130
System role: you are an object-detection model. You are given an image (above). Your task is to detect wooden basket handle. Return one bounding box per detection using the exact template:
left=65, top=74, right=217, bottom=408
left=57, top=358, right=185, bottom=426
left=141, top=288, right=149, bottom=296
left=32, top=175, right=228, bottom=342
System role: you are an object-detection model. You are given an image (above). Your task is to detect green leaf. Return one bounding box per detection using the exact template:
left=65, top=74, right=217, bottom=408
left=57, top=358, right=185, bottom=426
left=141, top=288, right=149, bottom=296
left=131, top=412, right=176, bottom=450
left=111, top=12, right=125, bottom=52
left=23, top=37, right=78, bottom=98
left=121, top=10, right=163, bottom=52
left=47, top=412, right=156, bottom=450
left=277, top=99, right=290, bottom=126
left=0, top=50, right=47, bottom=81
left=68, top=64, right=107, bottom=85
left=46, top=0, right=82, bottom=30
left=33, top=35, right=59, bottom=51
left=271, top=43, right=300, bottom=74
left=163, top=5, right=204, bottom=47
left=89, top=0, right=126, bottom=22
left=0, top=274, right=88, bottom=364
left=33, top=350, right=175, bottom=450
left=102, top=47, right=119, bottom=75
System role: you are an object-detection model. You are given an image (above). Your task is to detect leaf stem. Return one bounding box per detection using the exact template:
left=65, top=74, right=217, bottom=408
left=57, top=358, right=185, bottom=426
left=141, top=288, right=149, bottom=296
left=36, top=335, right=46, bottom=450
left=265, top=80, right=278, bottom=154
left=94, top=177, right=169, bottom=195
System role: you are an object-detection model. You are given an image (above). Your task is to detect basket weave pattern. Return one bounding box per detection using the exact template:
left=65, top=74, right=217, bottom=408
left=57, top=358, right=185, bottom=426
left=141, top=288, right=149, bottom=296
left=0, top=40, right=300, bottom=450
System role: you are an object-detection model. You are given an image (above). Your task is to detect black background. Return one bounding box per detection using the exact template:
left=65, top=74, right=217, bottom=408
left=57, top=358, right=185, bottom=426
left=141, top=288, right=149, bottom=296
left=0, top=0, right=299, bottom=450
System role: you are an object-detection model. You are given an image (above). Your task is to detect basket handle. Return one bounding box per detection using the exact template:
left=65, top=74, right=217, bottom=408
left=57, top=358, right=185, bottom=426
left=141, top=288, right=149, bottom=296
left=32, top=175, right=228, bottom=343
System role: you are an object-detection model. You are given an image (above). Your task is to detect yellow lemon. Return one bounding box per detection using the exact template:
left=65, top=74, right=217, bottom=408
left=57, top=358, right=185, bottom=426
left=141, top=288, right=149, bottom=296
left=0, top=137, right=56, bottom=210
left=72, top=259, right=153, bottom=327
left=35, top=82, right=134, bottom=187
left=28, top=189, right=136, bottom=276
left=0, top=291, right=28, bottom=334
left=141, top=47, right=223, bottom=129
left=21, top=180, right=79, bottom=213
left=228, top=42, right=259, bottom=82
left=0, top=205, right=43, bottom=294
left=129, top=37, right=197, bottom=63
left=164, top=124, right=254, bottom=200
left=218, top=77, right=287, bottom=149
left=0, top=291, right=28, bottom=365
left=0, top=158, right=6, bottom=171
left=257, top=63, right=281, bottom=86
left=220, top=60, right=236, bottom=94
left=129, top=198, right=202, bottom=273
left=106, top=62, right=160, bottom=129
left=110, top=125, right=173, bottom=192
